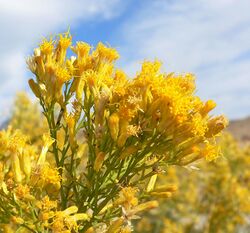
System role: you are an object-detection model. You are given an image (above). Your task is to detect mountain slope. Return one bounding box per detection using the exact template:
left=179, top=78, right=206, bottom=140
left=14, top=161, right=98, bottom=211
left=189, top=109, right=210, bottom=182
left=227, top=117, right=250, bottom=144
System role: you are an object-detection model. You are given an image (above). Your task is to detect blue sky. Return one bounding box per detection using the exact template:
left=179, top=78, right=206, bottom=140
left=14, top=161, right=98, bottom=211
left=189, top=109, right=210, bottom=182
left=0, top=0, right=250, bottom=121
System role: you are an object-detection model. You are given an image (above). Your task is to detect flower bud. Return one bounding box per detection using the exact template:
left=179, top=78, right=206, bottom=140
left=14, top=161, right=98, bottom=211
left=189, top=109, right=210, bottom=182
left=28, top=79, right=41, bottom=98
left=12, top=154, right=23, bottom=183
left=63, top=206, right=78, bottom=215
left=128, top=201, right=159, bottom=216
left=206, top=115, right=228, bottom=138
left=119, top=146, right=138, bottom=160
left=150, top=192, right=172, bottom=198
left=108, top=113, right=120, bottom=141
left=94, top=151, right=105, bottom=172
left=37, top=134, right=55, bottom=165
left=107, top=217, right=124, bottom=233
left=20, top=153, right=31, bottom=179
left=146, top=174, right=158, bottom=193
left=200, top=100, right=216, bottom=116
left=153, top=184, right=178, bottom=193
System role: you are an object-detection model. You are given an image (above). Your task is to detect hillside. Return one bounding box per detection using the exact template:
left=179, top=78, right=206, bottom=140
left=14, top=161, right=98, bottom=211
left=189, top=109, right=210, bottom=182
left=227, top=117, right=250, bottom=144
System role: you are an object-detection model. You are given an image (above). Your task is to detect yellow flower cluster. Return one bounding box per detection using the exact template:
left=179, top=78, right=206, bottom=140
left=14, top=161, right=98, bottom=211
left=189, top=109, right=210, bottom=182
left=10, top=92, right=48, bottom=145
left=0, top=32, right=227, bottom=232
left=135, top=133, right=250, bottom=233
left=0, top=127, right=89, bottom=232
left=28, top=32, right=227, bottom=163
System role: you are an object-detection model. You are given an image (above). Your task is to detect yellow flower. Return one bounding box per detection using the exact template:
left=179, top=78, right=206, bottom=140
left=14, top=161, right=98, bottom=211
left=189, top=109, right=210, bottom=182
left=11, top=216, right=24, bottom=225
left=12, top=153, right=23, bottom=183
left=8, top=130, right=27, bottom=154
left=94, top=151, right=106, bottom=171
left=28, top=79, right=41, bottom=98
left=31, top=164, right=61, bottom=193
left=106, top=217, right=124, bottom=233
left=55, top=67, right=71, bottom=84
left=149, top=191, right=172, bottom=198
left=202, top=143, right=221, bottom=161
left=65, top=114, right=76, bottom=148
left=200, top=100, right=216, bottom=116
left=153, top=184, right=178, bottom=192
left=40, top=38, right=54, bottom=56
left=108, top=113, right=120, bottom=141
left=120, top=226, right=132, bottom=233
left=115, top=187, right=138, bottom=210
left=14, top=184, right=34, bottom=201
left=20, top=150, right=32, bottom=179
left=119, top=146, right=138, bottom=160
left=94, top=42, right=119, bottom=62
left=206, top=115, right=228, bottom=138
left=49, top=206, right=89, bottom=232
left=37, top=134, right=55, bottom=165
left=146, top=174, right=158, bottom=192
left=71, top=41, right=91, bottom=58
left=55, top=32, right=72, bottom=64
left=58, top=33, right=72, bottom=49
left=36, top=195, right=57, bottom=212
left=127, top=200, right=159, bottom=216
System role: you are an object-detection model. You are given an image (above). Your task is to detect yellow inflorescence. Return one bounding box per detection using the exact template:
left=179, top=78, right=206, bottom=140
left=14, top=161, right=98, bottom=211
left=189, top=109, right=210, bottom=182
left=135, top=133, right=250, bottom=233
left=0, top=32, right=229, bottom=232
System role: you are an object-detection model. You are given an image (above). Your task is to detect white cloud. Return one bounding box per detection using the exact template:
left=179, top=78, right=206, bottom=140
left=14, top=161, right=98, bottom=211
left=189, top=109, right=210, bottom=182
left=0, top=0, right=122, bottom=124
left=117, top=0, right=250, bottom=119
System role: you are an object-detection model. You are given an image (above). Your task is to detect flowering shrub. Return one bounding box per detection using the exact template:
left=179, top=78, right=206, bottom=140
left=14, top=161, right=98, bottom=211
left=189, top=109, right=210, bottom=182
left=0, top=32, right=227, bottom=232
left=135, top=134, right=250, bottom=233
left=10, top=92, right=48, bottom=146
